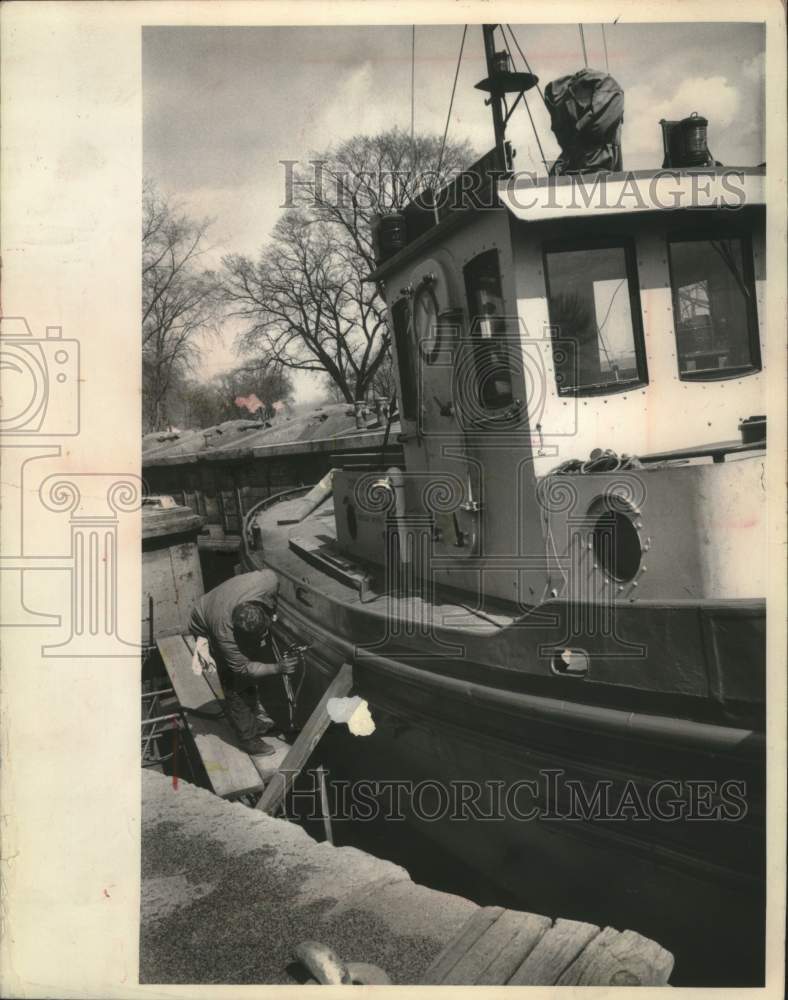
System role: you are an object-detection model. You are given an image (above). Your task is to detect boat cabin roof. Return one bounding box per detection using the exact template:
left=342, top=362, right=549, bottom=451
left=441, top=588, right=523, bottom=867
left=499, top=165, right=765, bottom=223
left=368, top=165, right=765, bottom=284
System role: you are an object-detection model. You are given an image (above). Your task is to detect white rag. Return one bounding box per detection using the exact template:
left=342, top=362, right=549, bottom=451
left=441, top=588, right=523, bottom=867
left=191, top=636, right=216, bottom=676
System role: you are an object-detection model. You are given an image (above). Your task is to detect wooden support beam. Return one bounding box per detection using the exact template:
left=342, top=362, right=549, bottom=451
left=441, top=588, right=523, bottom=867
left=256, top=662, right=354, bottom=815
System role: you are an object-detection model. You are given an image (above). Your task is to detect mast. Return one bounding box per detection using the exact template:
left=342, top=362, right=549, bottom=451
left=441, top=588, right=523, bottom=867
left=482, top=24, right=509, bottom=172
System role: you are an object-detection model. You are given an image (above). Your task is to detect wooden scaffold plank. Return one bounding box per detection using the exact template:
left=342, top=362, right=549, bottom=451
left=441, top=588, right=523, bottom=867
left=256, top=661, right=354, bottom=815
left=157, top=634, right=265, bottom=800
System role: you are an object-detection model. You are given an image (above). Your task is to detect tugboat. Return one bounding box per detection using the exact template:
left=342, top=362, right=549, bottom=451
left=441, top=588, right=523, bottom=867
left=241, top=25, right=766, bottom=985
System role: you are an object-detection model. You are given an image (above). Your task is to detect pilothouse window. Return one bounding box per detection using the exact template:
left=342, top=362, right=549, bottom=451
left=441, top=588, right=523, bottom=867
left=668, top=237, right=760, bottom=379
left=544, top=244, right=646, bottom=396
left=463, top=250, right=514, bottom=411
left=391, top=297, right=417, bottom=420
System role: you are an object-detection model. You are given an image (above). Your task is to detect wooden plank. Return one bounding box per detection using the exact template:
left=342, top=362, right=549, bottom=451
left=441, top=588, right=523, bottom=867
left=508, top=918, right=600, bottom=985
left=180, top=634, right=292, bottom=782
left=157, top=635, right=265, bottom=800
left=472, top=911, right=553, bottom=985
left=159, top=634, right=221, bottom=709
left=556, top=926, right=674, bottom=986
left=256, top=662, right=354, bottom=815
left=444, top=909, right=552, bottom=985
left=421, top=907, right=505, bottom=985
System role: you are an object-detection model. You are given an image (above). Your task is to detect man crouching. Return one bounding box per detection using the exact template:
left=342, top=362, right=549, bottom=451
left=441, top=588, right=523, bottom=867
left=189, top=569, right=297, bottom=759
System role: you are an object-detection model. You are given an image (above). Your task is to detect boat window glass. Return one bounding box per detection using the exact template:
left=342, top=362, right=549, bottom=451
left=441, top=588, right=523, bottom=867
left=544, top=244, right=646, bottom=396
left=667, top=237, right=760, bottom=380
left=463, top=249, right=514, bottom=411
left=391, top=297, right=417, bottom=420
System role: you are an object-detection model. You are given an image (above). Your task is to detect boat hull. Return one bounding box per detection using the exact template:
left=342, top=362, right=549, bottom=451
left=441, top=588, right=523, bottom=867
left=261, top=591, right=765, bottom=986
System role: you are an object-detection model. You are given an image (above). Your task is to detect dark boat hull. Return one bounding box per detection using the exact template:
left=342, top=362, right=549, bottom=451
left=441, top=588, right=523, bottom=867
left=261, top=591, right=765, bottom=986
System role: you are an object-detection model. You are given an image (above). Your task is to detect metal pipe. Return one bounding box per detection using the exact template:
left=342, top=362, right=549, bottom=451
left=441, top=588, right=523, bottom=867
left=240, top=484, right=312, bottom=560
left=141, top=687, right=174, bottom=700
left=317, top=766, right=334, bottom=845
left=141, top=713, right=181, bottom=726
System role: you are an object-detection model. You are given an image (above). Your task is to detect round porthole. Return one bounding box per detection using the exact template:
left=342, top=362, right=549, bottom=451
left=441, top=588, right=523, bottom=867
left=591, top=503, right=642, bottom=582
left=345, top=502, right=358, bottom=540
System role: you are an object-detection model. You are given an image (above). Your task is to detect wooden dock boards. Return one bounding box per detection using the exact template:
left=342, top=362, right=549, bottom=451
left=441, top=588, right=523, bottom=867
left=422, top=906, right=674, bottom=986
left=156, top=634, right=288, bottom=800
left=256, top=662, right=354, bottom=815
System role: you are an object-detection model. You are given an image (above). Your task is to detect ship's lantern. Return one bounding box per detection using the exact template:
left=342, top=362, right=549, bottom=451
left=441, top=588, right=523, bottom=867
left=660, top=112, right=712, bottom=168
left=590, top=500, right=642, bottom=583
left=371, top=213, right=406, bottom=265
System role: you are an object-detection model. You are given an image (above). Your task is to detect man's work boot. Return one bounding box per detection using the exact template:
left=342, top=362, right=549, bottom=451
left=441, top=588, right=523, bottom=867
left=242, top=735, right=276, bottom=757
left=253, top=718, right=276, bottom=737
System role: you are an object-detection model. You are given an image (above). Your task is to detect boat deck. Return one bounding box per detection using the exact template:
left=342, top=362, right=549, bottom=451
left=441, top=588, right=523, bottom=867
left=254, top=494, right=518, bottom=636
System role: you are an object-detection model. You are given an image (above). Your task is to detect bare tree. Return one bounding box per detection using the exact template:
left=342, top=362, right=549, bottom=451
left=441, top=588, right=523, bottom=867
left=142, top=180, right=222, bottom=430
left=222, top=129, right=475, bottom=404
left=308, top=128, right=476, bottom=272
left=223, top=210, right=388, bottom=404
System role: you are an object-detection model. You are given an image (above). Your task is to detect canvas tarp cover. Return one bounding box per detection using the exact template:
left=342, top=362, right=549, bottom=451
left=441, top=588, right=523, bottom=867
left=544, top=69, right=624, bottom=175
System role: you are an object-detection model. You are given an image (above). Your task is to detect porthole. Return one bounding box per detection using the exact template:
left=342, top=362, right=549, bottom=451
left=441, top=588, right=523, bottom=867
left=591, top=504, right=642, bottom=582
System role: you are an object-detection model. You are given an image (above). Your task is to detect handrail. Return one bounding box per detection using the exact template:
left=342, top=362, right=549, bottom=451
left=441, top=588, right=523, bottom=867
left=639, top=439, right=765, bottom=465
left=241, top=484, right=312, bottom=561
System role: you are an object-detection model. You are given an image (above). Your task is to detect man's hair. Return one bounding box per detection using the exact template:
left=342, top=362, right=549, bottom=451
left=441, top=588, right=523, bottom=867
left=231, top=602, right=270, bottom=639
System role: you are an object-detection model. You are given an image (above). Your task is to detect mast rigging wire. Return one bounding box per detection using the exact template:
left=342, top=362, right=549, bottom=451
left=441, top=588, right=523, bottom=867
left=505, top=24, right=547, bottom=108
left=436, top=24, right=468, bottom=179
left=601, top=23, right=610, bottom=72
left=410, top=26, right=416, bottom=165
left=501, top=26, right=549, bottom=172
left=578, top=24, right=589, bottom=68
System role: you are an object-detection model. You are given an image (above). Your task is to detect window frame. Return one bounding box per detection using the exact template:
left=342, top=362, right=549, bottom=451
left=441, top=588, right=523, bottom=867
left=666, top=228, right=761, bottom=382
left=542, top=236, right=649, bottom=398
left=462, top=248, right=516, bottom=415
left=390, top=296, right=418, bottom=421
left=413, top=282, right=442, bottom=365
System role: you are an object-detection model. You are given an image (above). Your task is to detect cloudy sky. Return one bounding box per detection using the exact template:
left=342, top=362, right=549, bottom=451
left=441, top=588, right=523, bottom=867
left=143, top=21, right=765, bottom=397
